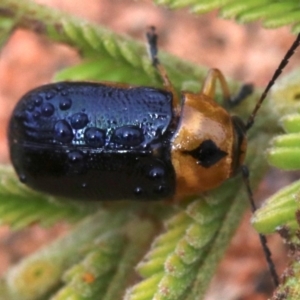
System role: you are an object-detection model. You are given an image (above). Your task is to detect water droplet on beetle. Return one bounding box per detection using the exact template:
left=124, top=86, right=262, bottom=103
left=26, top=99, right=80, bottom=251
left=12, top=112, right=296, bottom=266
left=33, top=95, right=43, bottom=106
left=54, top=120, right=73, bottom=143
left=134, top=186, right=143, bottom=196
left=45, top=90, right=56, bottom=100
left=84, top=127, right=106, bottom=147
left=111, top=126, right=144, bottom=146
left=41, top=103, right=54, bottom=117
left=59, top=98, right=72, bottom=110
left=19, top=174, right=27, bottom=183
left=154, top=185, right=166, bottom=194
left=70, top=113, right=89, bottom=129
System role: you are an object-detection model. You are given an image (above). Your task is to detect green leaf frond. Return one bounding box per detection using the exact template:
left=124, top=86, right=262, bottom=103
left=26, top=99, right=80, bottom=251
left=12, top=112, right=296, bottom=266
left=252, top=180, right=300, bottom=234
left=252, top=69, right=300, bottom=236
left=0, top=0, right=212, bottom=91
left=0, top=166, right=94, bottom=229
left=251, top=72, right=300, bottom=300
left=125, top=129, right=272, bottom=300
left=0, top=211, right=132, bottom=300
left=266, top=68, right=300, bottom=171
left=271, top=260, right=300, bottom=300
left=0, top=0, right=297, bottom=299
left=51, top=219, right=156, bottom=300
left=154, top=0, right=300, bottom=34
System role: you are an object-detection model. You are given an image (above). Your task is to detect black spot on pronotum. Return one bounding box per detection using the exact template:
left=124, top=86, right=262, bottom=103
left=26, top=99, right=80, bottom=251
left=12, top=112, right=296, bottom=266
left=184, top=139, right=227, bottom=168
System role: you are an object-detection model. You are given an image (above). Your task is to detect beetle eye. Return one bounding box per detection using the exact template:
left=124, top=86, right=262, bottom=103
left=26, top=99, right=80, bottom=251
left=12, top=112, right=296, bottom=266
left=184, top=139, right=227, bottom=168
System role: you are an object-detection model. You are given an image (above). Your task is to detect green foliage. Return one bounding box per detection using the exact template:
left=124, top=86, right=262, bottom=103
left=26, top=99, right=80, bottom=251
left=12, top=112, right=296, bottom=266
left=0, top=166, right=93, bottom=229
left=267, top=71, right=300, bottom=170
left=0, top=0, right=299, bottom=299
left=253, top=180, right=300, bottom=234
left=253, top=69, right=300, bottom=236
left=154, top=0, right=300, bottom=34
left=252, top=68, right=300, bottom=300
left=1, top=211, right=131, bottom=300
left=271, top=260, right=300, bottom=300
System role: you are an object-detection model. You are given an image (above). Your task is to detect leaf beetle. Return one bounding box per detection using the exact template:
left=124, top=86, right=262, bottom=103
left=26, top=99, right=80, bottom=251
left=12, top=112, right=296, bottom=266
left=7, top=28, right=300, bottom=204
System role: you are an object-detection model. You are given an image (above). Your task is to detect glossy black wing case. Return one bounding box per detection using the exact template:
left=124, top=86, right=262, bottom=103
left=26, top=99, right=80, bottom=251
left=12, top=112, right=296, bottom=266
left=8, top=82, right=176, bottom=200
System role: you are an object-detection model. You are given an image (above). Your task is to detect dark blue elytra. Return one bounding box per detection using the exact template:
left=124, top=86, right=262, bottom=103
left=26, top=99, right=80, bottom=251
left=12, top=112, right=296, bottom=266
left=8, top=82, right=177, bottom=201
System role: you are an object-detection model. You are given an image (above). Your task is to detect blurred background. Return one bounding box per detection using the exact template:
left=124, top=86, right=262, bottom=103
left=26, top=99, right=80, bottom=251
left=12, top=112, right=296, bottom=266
left=1, top=0, right=300, bottom=299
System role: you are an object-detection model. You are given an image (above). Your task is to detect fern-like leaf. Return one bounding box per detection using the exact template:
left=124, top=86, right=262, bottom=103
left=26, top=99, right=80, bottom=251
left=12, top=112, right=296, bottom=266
left=1, top=211, right=130, bottom=300
left=153, top=0, right=300, bottom=33
left=0, top=166, right=94, bottom=229
left=52, top=224, right=151, bottom=300
left=252, top=69, right=300, bottom=235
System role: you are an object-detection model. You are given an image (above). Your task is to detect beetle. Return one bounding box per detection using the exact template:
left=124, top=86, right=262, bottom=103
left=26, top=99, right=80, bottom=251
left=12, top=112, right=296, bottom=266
left=7, top=27, right=300, bottom=291
left=7, top=29, right=249, bottom=202
left=7, top=28, right=300, bottom=204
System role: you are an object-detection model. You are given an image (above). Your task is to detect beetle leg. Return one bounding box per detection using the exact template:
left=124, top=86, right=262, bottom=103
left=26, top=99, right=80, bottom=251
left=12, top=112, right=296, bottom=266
left=201, top=68, right=231, bottom=102
left=241, top=166, right=279, bottom=287
left=146, top=27, right=180, bottom=109
left=201, top=69, right=253, bottom=108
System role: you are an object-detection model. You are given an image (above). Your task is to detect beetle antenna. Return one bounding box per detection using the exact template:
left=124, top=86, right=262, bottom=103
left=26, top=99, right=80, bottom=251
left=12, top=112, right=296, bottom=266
left=146, top=26, right=159, bottom=66
left=241, top=166, right=280, bottom=287
left=245, top=33, right=300, bottom=131
left=146, top=26, right=180, bottom=108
